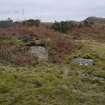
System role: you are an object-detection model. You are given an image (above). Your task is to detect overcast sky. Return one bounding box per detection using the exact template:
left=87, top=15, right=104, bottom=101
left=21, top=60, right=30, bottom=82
left=0, top=0, right=105, bottom=21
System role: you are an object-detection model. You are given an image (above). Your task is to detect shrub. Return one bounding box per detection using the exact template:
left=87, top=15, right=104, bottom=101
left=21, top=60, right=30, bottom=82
left=0, top=18, right=13, bottom=28
left=51, top=21, right=75, bottom=33
left=83, top=20, right=94, bottom=27
left=22, top=19, right=40, bottom=27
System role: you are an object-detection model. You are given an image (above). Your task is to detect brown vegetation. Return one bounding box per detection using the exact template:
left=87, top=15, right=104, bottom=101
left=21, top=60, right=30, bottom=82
left=0, top=24, right=73, bottom=65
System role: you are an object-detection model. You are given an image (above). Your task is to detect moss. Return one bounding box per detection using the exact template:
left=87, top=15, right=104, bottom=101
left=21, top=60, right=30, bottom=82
left=0, top=36, right=28, bottom=46
left=94, top=71, right=105, bottom=78
left=0, top=64, right=105, bottom=105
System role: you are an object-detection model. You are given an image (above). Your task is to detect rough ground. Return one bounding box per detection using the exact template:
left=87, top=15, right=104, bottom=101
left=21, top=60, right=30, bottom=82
left=0, top=40, right=105, bottom=105
left=0, top=19, right=105, bottom=105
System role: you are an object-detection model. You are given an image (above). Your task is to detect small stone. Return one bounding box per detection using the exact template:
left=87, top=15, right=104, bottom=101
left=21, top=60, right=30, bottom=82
left=32, top=81, right=43, bottom=88
left=72, top=58, right=94, bottom=66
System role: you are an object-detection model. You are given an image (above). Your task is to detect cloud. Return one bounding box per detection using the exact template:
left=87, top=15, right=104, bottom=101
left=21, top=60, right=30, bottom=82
left=0, top=0, right=105, bottom=21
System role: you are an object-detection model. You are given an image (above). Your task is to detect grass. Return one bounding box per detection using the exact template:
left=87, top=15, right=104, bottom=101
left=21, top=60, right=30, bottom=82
left=0, top=63, right=105, bottom=105
left=0, top=39, right=105, bottom=105
left=0, top=36, right=28, bottom=46
left=68, top=40, right=105, bottom=67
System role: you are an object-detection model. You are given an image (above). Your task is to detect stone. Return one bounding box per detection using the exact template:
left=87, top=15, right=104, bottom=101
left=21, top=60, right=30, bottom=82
left=32, top=81, right=43, bottom=88
left=29, top=46, right=48, bottom=62
left=81, top=73, right=105, bottom=82
left=17, top=35, right=33, bottom=42
left=72, top=58, right=94, bottom=66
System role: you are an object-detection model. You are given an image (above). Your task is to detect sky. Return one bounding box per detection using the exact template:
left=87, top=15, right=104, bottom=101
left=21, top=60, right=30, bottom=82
left=0, top=0, right=105, bottom=21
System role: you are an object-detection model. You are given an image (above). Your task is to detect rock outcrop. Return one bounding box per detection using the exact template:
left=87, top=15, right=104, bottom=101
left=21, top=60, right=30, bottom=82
left=29, top=46, right=48, bottom=62
left=72, top=58, right=94, bottom=66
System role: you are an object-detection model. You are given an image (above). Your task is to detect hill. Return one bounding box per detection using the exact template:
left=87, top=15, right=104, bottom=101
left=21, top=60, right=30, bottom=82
left=85, top=16, right=105, bottom=24
left=0, top=17, right=105, bottom=105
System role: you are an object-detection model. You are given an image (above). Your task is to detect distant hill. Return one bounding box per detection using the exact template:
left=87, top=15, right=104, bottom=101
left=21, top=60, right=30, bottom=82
left=84, top=17, right=105, bottom=24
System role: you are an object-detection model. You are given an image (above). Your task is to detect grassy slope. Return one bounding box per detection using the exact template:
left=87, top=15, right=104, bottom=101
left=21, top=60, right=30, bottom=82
left=0, top=65, right=105, bottom=105
left=0, top=40, right=105, bottom=105
left=0, top=23, right=105, bottom=104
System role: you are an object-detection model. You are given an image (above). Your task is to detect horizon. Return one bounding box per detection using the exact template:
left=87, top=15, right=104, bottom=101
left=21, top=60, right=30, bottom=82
left=1, top=16, right=105, bottom=22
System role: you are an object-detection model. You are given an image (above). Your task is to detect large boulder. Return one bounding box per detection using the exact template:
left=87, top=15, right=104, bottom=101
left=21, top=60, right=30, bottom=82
left=72, top=58, right=94, bottom=66
left=29, top=46, right=48, bottom=62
